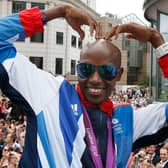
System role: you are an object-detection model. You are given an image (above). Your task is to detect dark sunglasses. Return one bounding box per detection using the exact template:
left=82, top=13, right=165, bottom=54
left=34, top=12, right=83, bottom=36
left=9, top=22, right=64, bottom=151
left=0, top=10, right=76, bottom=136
left=77, top=63, right=119, bottom=81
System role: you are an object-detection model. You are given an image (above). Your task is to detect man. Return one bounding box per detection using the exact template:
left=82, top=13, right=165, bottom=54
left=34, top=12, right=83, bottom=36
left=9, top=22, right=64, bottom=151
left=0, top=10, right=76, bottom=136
left=146, top=145, right=160, bottom=166
left=0, top=4, right=168, bottom=168
left=159, top=148, right=168, bottom=167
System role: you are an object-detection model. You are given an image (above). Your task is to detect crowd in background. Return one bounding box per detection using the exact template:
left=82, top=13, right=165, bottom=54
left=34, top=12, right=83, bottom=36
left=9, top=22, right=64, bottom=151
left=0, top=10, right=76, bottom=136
left=111, top=87, right=152, bottom=109
left=128, top=143, right=168, bottom=168
left=0, top=87, right=168, bottom=168
left=0, top=93, right=26, bottom=168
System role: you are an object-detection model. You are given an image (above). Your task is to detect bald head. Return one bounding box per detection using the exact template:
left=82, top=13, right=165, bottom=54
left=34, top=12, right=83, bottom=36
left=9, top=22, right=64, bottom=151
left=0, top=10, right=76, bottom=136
left=80, top=39, right=122, bottom=67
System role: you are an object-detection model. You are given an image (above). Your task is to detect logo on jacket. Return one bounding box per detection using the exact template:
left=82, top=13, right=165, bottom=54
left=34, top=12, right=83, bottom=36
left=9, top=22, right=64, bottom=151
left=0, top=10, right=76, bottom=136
left=112, top=118, right=123, bottom=134
left=112, top=118, right=119, bottom=124
left=71, top=104, right=78, bottom=116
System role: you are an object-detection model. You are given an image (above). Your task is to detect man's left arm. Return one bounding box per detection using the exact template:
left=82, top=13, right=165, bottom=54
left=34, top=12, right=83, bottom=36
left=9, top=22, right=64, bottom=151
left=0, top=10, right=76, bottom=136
left=104, top=23, right=168, bottom=147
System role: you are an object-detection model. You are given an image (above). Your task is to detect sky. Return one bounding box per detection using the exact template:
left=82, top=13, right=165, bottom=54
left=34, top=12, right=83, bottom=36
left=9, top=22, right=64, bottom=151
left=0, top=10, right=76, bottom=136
left=96, top=0, right=149, bottom=24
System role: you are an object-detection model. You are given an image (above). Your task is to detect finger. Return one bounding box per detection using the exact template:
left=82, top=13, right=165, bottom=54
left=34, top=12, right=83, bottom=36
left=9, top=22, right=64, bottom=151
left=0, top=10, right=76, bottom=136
left=89, top=20, right=97, bottom=36
left=126, top=32, right=143, bottom=42
left=104, top=30, right=113, bottom=40
left=104, top=29, right=113, bottom=40
left=74, top=25, right=85, bottom=40
left=95, top=22, right=101, bottom=39
left=67, top=18, right=85, bottom=40
left=114, top=25, right=122, bottom=40
left=125, top=33, right=136, bottom=39
left=104, top=26, right=118, bottom=40
left=76, top=27, right=85, bottom=40
left=79, top=30, right=85, bottom=41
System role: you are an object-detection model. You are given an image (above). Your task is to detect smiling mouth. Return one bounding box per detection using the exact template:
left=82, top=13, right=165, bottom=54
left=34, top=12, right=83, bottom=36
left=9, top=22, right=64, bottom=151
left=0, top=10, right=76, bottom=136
left=87, top=87, right=105, bottom=95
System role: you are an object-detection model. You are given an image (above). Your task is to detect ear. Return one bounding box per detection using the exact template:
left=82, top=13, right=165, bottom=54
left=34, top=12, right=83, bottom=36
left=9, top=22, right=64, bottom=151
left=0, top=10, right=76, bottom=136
left=115, top=67, right=123, bottom=81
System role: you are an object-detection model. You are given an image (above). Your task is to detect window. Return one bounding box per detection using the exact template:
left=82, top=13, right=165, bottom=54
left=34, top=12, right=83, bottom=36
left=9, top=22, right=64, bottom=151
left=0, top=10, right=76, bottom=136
left=12, top=1, right=26, bottom=13
left=31, top=2, right=45, bottom=9
left=108, top=23, right=112, bottom=28
left=29, top=57, right=43, bottom=69
left=125, top=40, right=130, bottom=48
left=30, top=3, right=45, bottom=43
left=55, top=58, right=63, bottom=75
left=78, top=38, right=82, bottom=49
left=71, top=35, right=76, bottom=48
left=137, top=50, right=143, bottom=67
left=30, top=32, right=44, bottom=43
left=71, top=60, right=76, bottom=75
left=56, top=32, right=64, bottom=45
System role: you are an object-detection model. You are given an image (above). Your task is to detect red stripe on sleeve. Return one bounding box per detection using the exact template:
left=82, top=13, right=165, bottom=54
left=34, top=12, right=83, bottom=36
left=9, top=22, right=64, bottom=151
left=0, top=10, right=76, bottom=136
left=19, top=7, right=44, bottom=37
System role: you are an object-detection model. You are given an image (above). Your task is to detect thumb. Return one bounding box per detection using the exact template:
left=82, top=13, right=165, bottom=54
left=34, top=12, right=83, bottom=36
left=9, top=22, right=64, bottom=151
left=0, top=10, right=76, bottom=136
left=73, top=25, right=85, bottom=40
left=78, top=28, right=85, bottom=41
left=125, top=33, right=136, bottom=40
left=66, top=18, right=85, bottom=40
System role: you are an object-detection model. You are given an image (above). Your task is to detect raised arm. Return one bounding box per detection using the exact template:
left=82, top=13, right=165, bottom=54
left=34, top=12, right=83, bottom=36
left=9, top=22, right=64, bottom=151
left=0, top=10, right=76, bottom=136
left=104, top=22, right=168, bottom=78
left=0, top=4, right=99, bottom=114
left=0, top=4, right=99, bottom=45
left=43, top=5, right=99, bottom=40
left=105, top=23, right=168, bottom=148
left=104, top=22, right=164, bottom=48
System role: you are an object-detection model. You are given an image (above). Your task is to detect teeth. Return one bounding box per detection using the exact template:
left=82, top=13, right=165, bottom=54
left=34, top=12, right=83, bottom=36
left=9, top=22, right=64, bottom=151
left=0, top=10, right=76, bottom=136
left=89, top=88, right=102, bottom=93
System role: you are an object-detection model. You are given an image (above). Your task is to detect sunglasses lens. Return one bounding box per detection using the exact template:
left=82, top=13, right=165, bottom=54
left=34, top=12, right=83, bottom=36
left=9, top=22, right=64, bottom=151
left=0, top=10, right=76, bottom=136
left=99, top=65, right=118, bottom=80
left=77, top=63, right=94, bottom=78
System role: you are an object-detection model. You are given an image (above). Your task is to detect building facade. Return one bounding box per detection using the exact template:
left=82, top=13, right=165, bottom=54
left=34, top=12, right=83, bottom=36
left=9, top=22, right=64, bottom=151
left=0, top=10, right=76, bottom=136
left=0, top=0, right=99, bottom=87
left=122, top=14, right=151, bottom=86
left=143, top=0, right=168, bottom=100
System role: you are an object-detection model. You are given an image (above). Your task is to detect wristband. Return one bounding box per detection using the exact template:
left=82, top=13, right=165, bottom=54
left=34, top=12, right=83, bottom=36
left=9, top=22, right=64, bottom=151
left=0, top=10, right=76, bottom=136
left=155, top=42, right=168, bottom=59
left=158, top=55, right=168, bottom=78
left=41, top=11, right=47, bottom=25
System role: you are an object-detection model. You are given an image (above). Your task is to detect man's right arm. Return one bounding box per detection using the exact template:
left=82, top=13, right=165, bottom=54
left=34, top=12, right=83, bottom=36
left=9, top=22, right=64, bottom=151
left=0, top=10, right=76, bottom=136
left=0, top=5, right=99, bottom=114
left=0, top=7, right=56, bottom=115
left=0, top=4, right=99, bottom=63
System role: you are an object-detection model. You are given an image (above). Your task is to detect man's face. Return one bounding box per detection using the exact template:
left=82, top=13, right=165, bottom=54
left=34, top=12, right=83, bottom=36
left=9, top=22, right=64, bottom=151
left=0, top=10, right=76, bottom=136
left=160, top=148, right=168, bottom=162
left=146, top=145, right=156, bottom=154
left=78, top=40, right=122, bottom=104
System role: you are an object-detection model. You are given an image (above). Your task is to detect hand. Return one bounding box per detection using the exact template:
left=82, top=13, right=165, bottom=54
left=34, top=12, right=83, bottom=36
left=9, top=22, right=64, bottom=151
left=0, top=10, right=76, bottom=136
left=64, top=5, right=100, bottom=40
left=44, top=5, right=100, bottom=40
left=104, top=22, right=164, bottom=48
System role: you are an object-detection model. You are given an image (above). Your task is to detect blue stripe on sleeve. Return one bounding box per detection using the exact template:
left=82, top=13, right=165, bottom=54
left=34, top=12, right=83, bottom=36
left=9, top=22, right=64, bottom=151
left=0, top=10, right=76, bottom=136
left=0, top=44, right=16, bottom=63
left=113, top=104, right=133, bottom=167
left=0, top=14, right=26, bottom=63
left=37, top=112, right=57, bottom=168
left=0, top=13, right=25, bottom=42
left=59, top=80, right=83, bottom=165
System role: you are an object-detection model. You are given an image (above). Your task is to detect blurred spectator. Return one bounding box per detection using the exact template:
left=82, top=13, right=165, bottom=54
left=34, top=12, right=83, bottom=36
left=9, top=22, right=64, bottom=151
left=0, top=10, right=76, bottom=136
left=159, top=147, right=168, bottom=167
left=146, top=145, right=160, bottom=166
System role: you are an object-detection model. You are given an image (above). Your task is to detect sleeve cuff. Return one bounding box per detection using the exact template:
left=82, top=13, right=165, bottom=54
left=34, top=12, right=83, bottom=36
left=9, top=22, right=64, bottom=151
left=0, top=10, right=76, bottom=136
left=155, top=42, right=168, bottom=59
left=19, top=7, right=44, bottom=37
left=158, top=55, right=168, bottom=78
